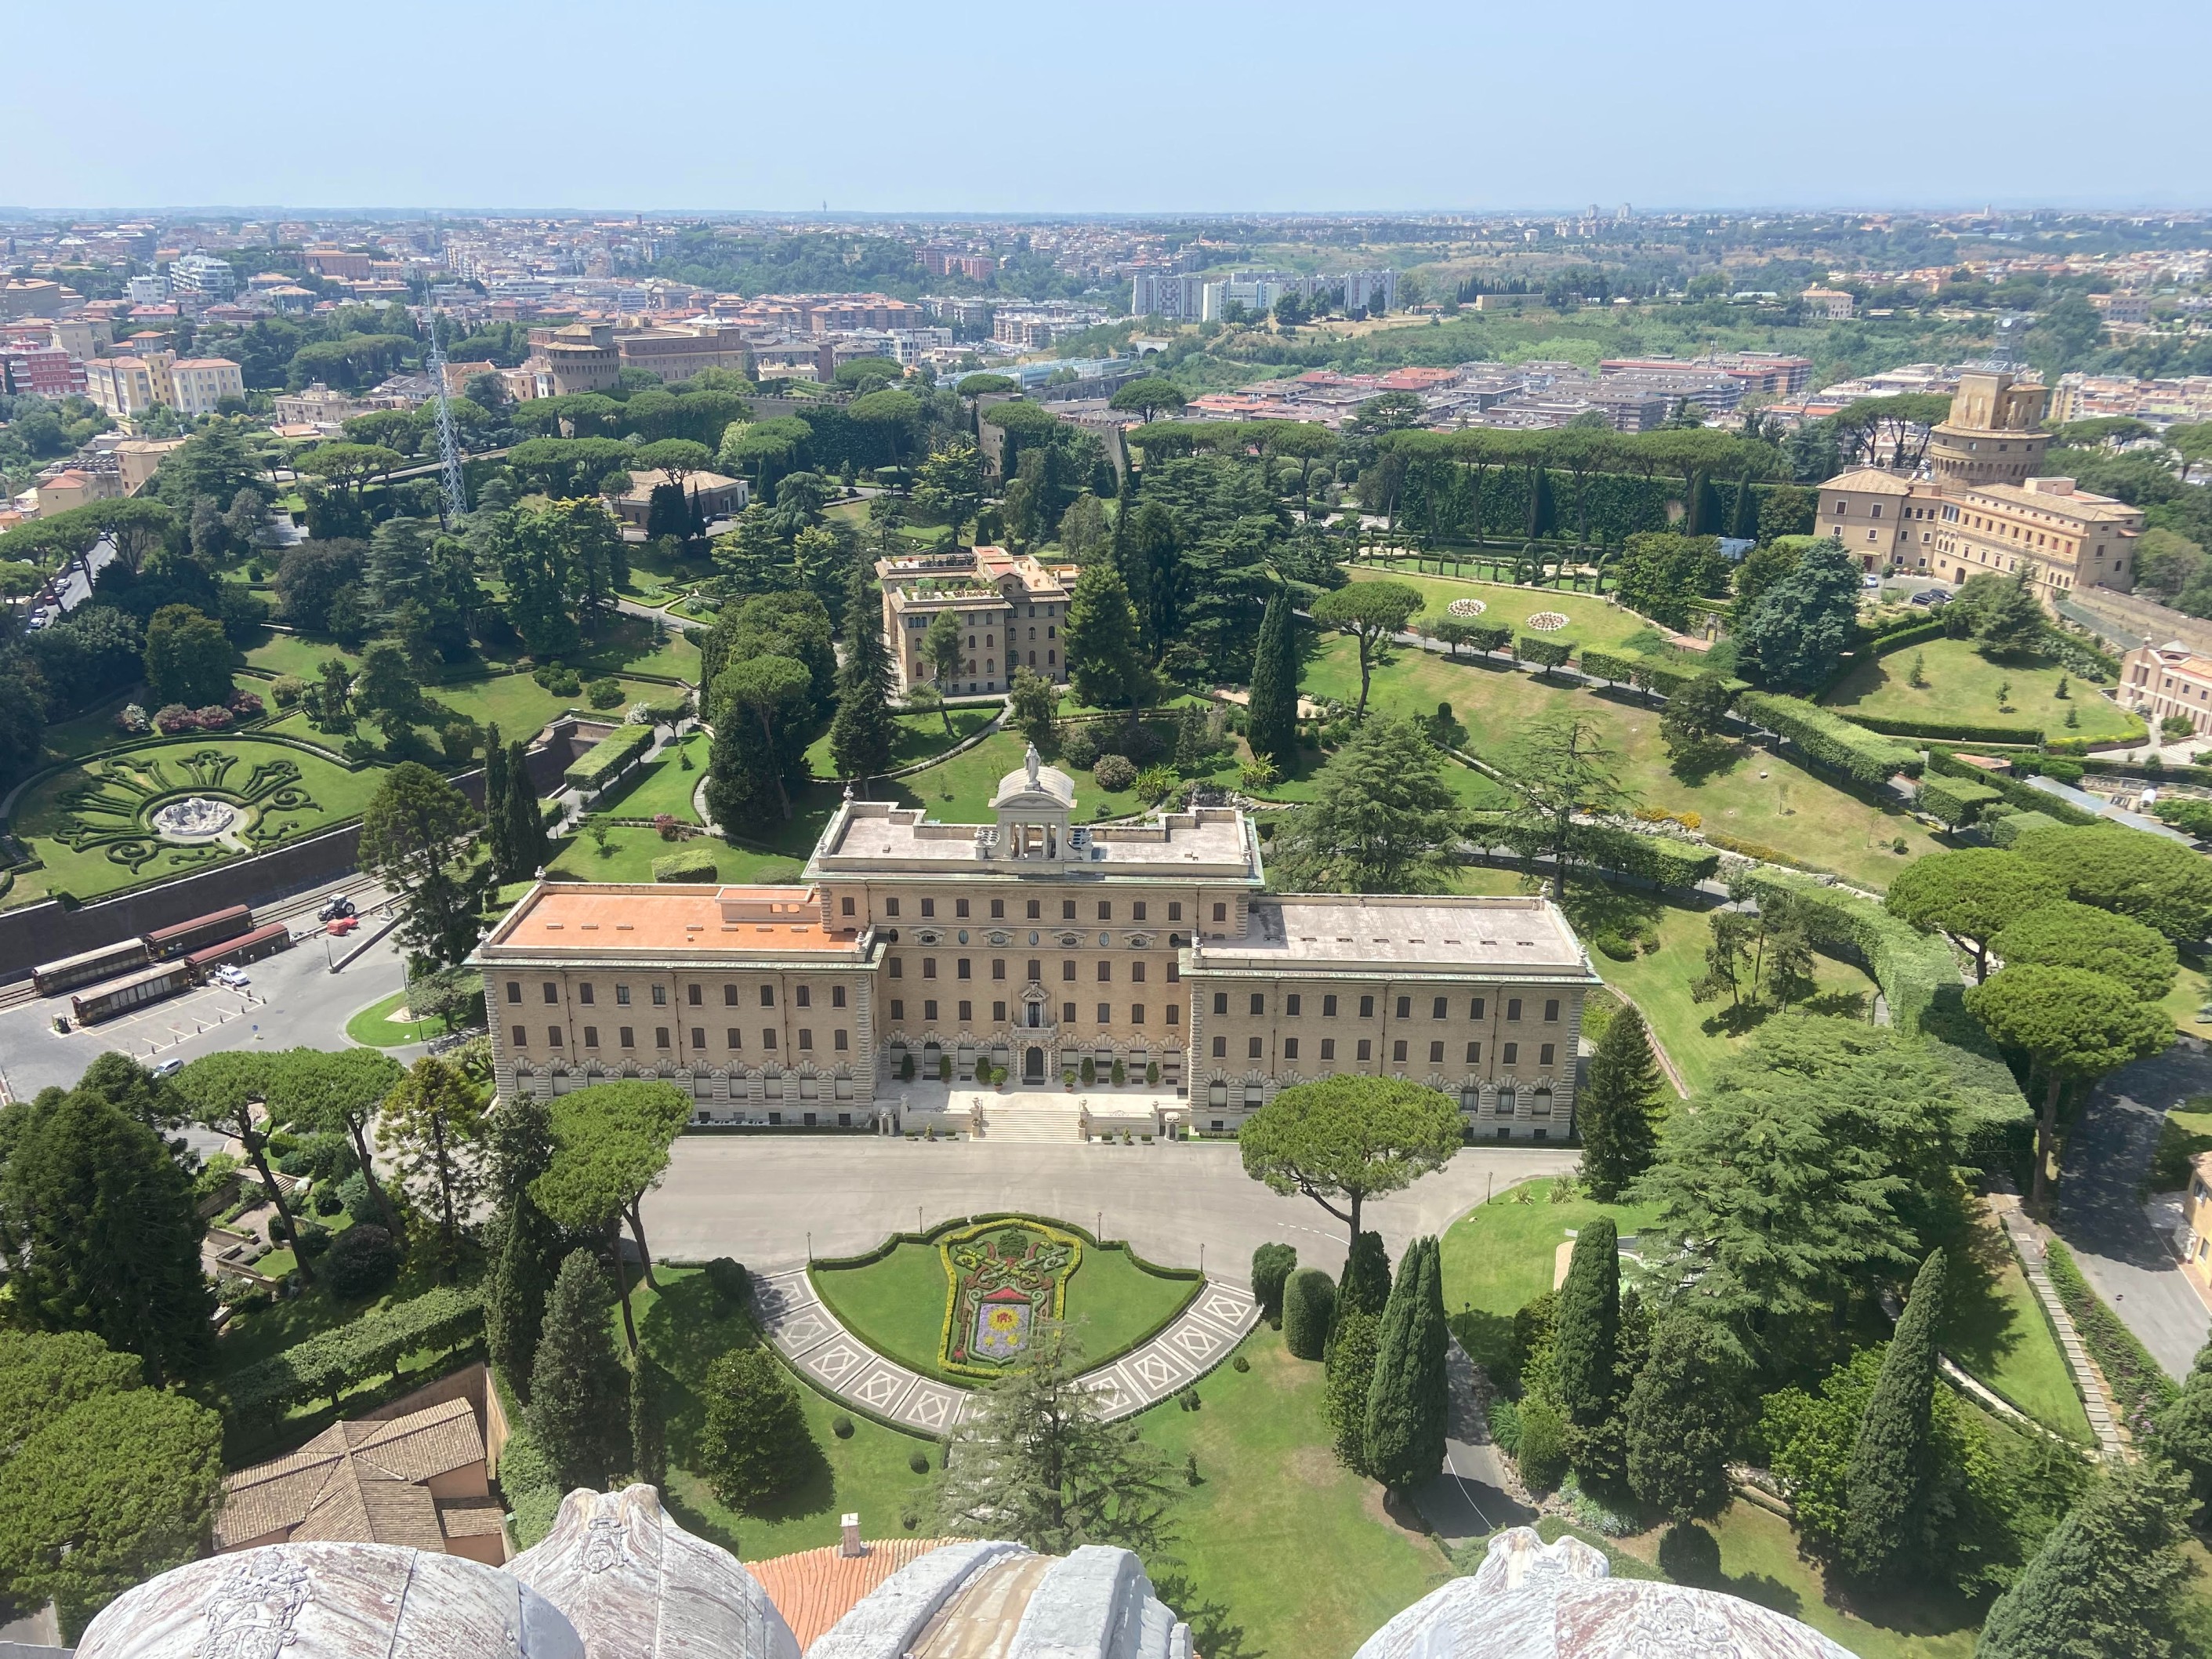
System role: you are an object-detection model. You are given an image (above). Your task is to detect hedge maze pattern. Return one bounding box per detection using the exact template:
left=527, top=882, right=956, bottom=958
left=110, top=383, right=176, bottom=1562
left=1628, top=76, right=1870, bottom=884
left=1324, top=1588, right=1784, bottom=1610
left=54, top=747, right=320, bottom=872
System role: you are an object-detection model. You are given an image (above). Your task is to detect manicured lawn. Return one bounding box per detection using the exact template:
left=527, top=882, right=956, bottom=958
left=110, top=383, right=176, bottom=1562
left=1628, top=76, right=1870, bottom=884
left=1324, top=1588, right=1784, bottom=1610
left=1136, top=1325, right=1452, bottom=1659
left=803, top=708, right=996, bottom=779
left=1706, top=1501, right=1978, bottom=1659
left=344, top=987, right=441, bottom=1048
left=571, top=610, right=704, bottom=682
left=1344, top=568, right=1658, bottom=653
left=600, top=734, right=709, bottom=822
left=11, top=738, right=385, bottom=904
left=1938, top=1209, right=2094, bottom=1444
left=547, top=824, right=805, bottom=885
left=1822, top=636, right=2137, bottom=741
left=1301, top=635, right=1942, bottom=889
left=34, top=687, right=153, bottom=763
left=1436, top=1177, right=1661, bottom=1375
left=2158, top=949, right=2212, bottom=1036
left=242, top=633, right=361, bottom=682
left=810, top=1232, right=1200, bottom=1384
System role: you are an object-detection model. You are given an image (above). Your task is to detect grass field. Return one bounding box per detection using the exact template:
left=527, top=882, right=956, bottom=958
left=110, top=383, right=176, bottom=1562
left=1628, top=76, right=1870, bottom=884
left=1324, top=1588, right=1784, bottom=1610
left=1822, top=636, right=2136, bottom=740
left=803, top=708, right=997, bottom=780
left=548, top=824, right=805, bottom=885
left=1301, top=634, right=1942, bottom=889
left=1436, top=1178, right=1662, bottom=1374
left=1343, top=568, right=1659, bottom=652
left=343, top=986, right=441, bottom=1048
left=600, top=734, right=709, bottom=822
left=810, top=1232, right=1200, bottom=1384
left=10, top=737, right=384, bottom=904
left=1938, top=1211, right=2094, bottom=1443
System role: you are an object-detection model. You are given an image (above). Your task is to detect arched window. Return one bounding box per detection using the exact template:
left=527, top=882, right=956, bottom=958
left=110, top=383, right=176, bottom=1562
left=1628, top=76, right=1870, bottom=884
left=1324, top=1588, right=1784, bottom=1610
left=1496, top=1087, right=1516, bottom=1116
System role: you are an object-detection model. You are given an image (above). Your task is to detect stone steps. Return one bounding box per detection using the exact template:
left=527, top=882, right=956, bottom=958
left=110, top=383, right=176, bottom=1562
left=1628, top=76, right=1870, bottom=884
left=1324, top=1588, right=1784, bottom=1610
left=978, top=1105, right=1086, bottom=1143
left=1997, top=1205, right=2125, bottom=1455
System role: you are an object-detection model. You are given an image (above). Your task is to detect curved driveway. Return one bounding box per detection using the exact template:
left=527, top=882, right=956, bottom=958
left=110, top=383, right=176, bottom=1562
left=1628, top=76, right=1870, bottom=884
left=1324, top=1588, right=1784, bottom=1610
left=641, top=1138, right=1579, bottom=1281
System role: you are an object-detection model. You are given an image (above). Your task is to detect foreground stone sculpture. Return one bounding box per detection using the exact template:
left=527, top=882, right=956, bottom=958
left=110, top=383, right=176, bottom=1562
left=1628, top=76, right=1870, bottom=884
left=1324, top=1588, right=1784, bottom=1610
left=1354, top=1527, right=1855, bottom=1659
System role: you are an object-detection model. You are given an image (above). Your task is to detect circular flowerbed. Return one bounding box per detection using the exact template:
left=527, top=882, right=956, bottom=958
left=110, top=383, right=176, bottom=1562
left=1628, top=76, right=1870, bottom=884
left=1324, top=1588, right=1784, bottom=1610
left=810, top=1214, right=1202, bottom=1384
left=1525, top=611, right=1570, bottom=632
left=1447, top=597, right=1489, bottom=618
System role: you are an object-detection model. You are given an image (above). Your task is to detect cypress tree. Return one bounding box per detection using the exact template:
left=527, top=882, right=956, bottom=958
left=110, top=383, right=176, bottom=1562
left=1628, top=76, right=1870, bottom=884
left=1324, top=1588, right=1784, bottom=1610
left=1250, top=1243, right=1297, bottom=1326
left=1841, top=1249, right=1947, bottom=1581
left=2151, top=1341, right=2212, bottom=1511
left=1553, top=1219, right=1619, bottom=1428
left=1246, top=590, right=1300, bottom=768
left=1365, top=1237, right=1447, bottom=1494
left=1976, top=1457, right=2197, bottom=1659
left=482, top=1097, right=558, bottom=1399
left=503, top=739, right=549, bottom=878
left=1579, top=1007, right=1662, bottom=1201
left=1324, top=1306, right=1381, bottom=1474
left=629, top=1351, right=669, bottom=1488
left=1282, top=1269, right=1335, bottom=1360
left=1626, top=1315, right=1739, bottom=1522
left=828, top=558, right=896, bottom=791
left=526, top=1249, right=629, bottom=1490
left=481, top=722, right=514, bottom=880
left=1336, top=1230, right=1393, bottom=1325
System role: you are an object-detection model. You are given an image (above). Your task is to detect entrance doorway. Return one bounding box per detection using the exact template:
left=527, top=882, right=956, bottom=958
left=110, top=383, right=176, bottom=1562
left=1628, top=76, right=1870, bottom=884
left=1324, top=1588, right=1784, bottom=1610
left=1024, top=1046, right=1046, bottom=1082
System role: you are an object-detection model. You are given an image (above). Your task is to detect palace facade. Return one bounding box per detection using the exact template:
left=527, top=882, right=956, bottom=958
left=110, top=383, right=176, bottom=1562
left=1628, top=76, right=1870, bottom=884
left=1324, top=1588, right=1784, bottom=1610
left=475, top=750, right=1601, bottom=1138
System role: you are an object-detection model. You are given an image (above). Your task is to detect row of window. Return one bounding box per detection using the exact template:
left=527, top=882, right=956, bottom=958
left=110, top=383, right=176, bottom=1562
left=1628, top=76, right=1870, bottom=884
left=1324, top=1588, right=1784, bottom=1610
left=1213, top=1035, right=1556, bottom=1065
left=512, top=1025, right=851, bottom=1053
left=507, top=980, right=845, bottom=1009
left=850, top=895, right=1206, bottom=923
left=888, top=999, right=1180, bottom=1026
left=1209, top=991, right=1560, bottom=1022
left=892, top=957, right=1177, bottom=982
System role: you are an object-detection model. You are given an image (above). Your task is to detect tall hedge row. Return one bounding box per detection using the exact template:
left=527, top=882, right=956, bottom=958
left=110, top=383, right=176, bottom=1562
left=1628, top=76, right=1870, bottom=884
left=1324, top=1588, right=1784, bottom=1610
left=564, top=724, right=654, bottom=790
left=227, top=1285, right=484, bottom=1411
left=1916, top=774, right=2004, bottom=828
left=1730, top=867, right=1964, bottom=1040
left=1924, top=750, right=2103, bottom=827
left=1735, top=692, right=1922, bottom=786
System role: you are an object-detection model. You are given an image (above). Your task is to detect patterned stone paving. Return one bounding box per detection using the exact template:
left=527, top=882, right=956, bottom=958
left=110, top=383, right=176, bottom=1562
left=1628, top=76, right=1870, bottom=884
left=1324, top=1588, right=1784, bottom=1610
left=754, top=1267, right=1259, bottom=1432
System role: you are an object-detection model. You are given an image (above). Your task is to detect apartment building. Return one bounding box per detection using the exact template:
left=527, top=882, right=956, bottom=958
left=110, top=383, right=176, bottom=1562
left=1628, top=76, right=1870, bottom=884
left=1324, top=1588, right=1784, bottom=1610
left=166, top=357, right=244, bottom=416
left=84, top=352, right=174, bottom=418
left=475, top=756, right=1598, bottom=1136
left=0, top=343, right=86, bottom=397
left=304, top=247, right=375, bottom=279
left=2181, top=1150, right=2212, bottom=1293
left=2120, top=641, right=2212, bottom=737
left=168, top=255, right=238, bottom=299
left=876, top=546, right=1073, bottom=696
left=1800, top=286, right=1855, bottom=319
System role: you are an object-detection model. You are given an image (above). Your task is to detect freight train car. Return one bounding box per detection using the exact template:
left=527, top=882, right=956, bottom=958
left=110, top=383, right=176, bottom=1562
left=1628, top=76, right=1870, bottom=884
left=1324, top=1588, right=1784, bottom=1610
left=144, top=905, right=253, bottom=960
left=68, top=960, right=195, bottom=1025
left=185, top=921, right=293, bottom=975
left=31, top=938, right=153, bottom=998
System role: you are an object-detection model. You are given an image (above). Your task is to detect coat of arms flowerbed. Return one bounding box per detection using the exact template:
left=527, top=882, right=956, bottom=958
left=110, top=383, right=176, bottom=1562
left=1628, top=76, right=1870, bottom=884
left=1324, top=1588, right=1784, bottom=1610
left=937, top=1219, right=1081, bottom=1378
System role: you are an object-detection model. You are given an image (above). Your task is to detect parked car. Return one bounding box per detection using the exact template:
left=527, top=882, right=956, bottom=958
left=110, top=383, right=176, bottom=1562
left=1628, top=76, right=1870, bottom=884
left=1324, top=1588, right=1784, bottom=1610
left=1861, top=575, right=1883, bottom=590
left=1909, top=589, right=1952, bottom=608
left=151, top=1058, right=183, bottom=1078
left=212, top=965, right=249, bottom=989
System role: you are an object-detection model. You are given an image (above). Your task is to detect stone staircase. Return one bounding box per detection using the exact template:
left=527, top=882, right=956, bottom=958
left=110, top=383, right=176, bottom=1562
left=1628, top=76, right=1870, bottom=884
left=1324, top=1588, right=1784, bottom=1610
left=977, top=1098, right=1087, bottom=1143
left=1993, top=1195, right=2124, bottom=1456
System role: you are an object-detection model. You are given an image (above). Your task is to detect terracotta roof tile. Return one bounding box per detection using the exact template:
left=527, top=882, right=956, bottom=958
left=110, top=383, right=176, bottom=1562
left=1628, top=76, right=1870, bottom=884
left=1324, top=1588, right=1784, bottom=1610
left=749, top=1537, right=950, bottom=1650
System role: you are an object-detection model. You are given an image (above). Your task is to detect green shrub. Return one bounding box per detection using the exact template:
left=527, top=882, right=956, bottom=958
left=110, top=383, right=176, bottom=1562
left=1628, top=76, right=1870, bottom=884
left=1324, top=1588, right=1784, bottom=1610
left=1917, top=773, right=2004, bottom=828
left=1251, top=1243, right=1298, bottom=1324
left=494, top=1428, right=564, bottom=1549
left=1232, top=1355, right=1251, bottom=1373
left=1282, top=1269, right=1335, bottom=1360
left=651, top=847, right=719, bottom=882
left=2039, top=759, right=2084, bottom=786
left=908, top=1449, right=930, bottom=1475
left=1515, top=1398, right=1568, bottom=1492
left=899, top=1052, right=916, bottom=1082
left=2045, top=1240, right=2178, bottom=1427
left=323, top=1224, right=400, bottom=1299
left=586, top=677, right=626, bottom=710
left=1926, top=749, right=2101, bottom=826
left=1518, top=636, right=1573, bottom=672
left=1845, top=711, right=2047, bottom=745
left=1659, top=1521, right=1724, bottom=1586
left=832, top=1413, right=854, bottom=1439
left=1486, top=1395, right=1522, bottom=1453
left=1059, top=728, right=1100, bottom=769
left=704, top=1258, right=752, bottom=1316
left=1595, top=932, right=1637, bottom=961
left=1731, top=866, right=1963, bottom=1041
left=1736, top=691, right=1921, bottom=784
left=533, top=663, right=582, bottom=696
left=564, top=724, right=652, bottom=791
left=1577, top=648, right=1637, bottom=686
left=699, top=1346, right=815, bottom=1510
left=1092, top=754, right=1137, bottom=793
left=226, top=1283, right=483, bottom=1411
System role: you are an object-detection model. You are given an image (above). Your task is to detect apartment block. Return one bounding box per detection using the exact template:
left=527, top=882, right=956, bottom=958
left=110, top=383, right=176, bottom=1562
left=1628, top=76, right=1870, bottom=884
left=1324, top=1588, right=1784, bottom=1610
left=877, top=546, right=1072, bottom=697
left=166, top=357, right=244, bottom=416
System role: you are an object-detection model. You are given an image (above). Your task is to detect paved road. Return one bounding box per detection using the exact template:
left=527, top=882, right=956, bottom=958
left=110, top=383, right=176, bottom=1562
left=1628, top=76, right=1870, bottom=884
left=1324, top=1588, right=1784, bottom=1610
left=2054, top=1041, right=2212, bottom=1379
left=640, top=1138, right=1578, bottom=1280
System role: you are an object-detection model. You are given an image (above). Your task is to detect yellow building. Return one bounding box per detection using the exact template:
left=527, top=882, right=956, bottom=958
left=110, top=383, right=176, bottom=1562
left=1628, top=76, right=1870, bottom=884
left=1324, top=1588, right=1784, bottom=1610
left=474, top=752, right=1600, bottom=1138
left=83, top=351, right=173, bottom=418
left=877, top=546, right=1074, bottom=697
left=166, top=356, right=244, bottom=417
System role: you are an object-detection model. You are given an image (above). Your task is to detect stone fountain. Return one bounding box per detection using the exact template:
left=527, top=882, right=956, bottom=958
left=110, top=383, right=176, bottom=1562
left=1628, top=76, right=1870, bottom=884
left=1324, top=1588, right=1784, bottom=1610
left=150, top=796, right=239, bottom=843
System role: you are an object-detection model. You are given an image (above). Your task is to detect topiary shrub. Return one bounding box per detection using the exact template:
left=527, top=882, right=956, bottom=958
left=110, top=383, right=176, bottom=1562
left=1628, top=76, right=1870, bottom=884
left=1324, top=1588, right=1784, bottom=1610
left=1092, top=753, right=1137, bottom=793
left=832, top=1413, right=854, bottom=1439
left=1282, top=1269, right=1336, bottom=1360
left=323, top=1223, right=400, bottom=1299
left=293, top=1220, right=332, bottom=1258
left=1658, top=1521, right=1723, bottom=1586
left=937, top=1055, right=952, bottom=1083
left=1145, top=1061, right=1159, bottom=1085
left=1251, top=1243, right=1298, bottom=1325
left=1232, top=1354, right=1250, bottom=1373
left=704, top=1258, right=752, bottom=1317
left=1594, top=932, right=1637, bottom=961
left=899, top=1051, right=916, bottom=1082
left=699, top=1346, right=815, bottom=1511
left=1514, top=1398, right=1568, bottom=1492
left=586, top=677, right=626, bottom=710
left=1060, top=728, right=1100, bottom=769
left=908, top=1449, right=931, bottom=1475
left=1081, top=1056, right=1096, bottom=1085
left=1110, top=1058, right=1126, bottom=1086
left=651, top=847, right=719, bottom=882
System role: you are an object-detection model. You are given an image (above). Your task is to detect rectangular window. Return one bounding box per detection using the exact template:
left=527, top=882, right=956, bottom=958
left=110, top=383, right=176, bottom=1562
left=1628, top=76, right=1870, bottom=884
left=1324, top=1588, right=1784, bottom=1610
left=1169, top=902, right=1183, bottom=921
left=1028, top=959, right=1041, bottom=981
left=1248, top=1036, right=1264, bottom=1058
left=1395, top=996, right=1411, bottom=1019
left=1212, top=1036, right=1227, bottom=1057
left=762, top=1029, right=777, bottom=1049
left=1323, top=994, right=1338, bottom=1017
left=1027, top=899, right=1041, bottom=920
left=1166, top=1004, right=1179, bottom=1026
left=890, top=958, right=904, bottom=978
left=511, top=1024, right=527, bottom=1047
left=506, top=981, right=521, bottom=1004
left=1064, top=1001, right=1077, bottom=1023
left=1213, top=902, right=1227, bottom=922
left=687, top=984, right=702, bottom=1006
left=1390, top=1039, right=1405, bottom=1062
left=1131, top=962, right=1147, bottom=983
left=1213, top=992, right=1228, bottom=1015
left=957, top=959, right=971, bottom=980
left=956, top=898, right=970, bottom=918
left=1507, top=997, right=1522, bottom=1021
left=993, top=1000, right=1007, bottom=1022
left=832, top=986, right=847, bottom=1009
left=921, top=898, right=936, bottom=917
left=543, top=982, right=559, bottom=1004
left=799, top=1029, right=814, bottom=1050
left=835, top=1029, right=849, bottom=1051
left=1503, top=1041, right=1518, bottom=1065
left=886, top=897, right=901, bottom=917
left=584, top=1026, right=599, bottom=1047
left=1063, top=960, right=1076, bottom=981
left=723, top=984, right=738, bottom=1006
left=578, top=983, right=595, bottom=1006
left=619, top=1026, right=634, bottom=1048
left=1544, top=998, right=1560, bottom=1022
left=796, top=986, right=811, bottom=1008
left=1359, top=995, right=1375, bottom=1018
left=1096, top=1001, right=1111, bottom=1023
left=1470, top=996, right=1485, bottom=1018
left=923, top=959, right=937, bottom=978
left=1133, top=902, right=1148, bottom=921
left=924, top=1000, right=938, bottom=1021
left=1132, top=1004, right=1145, bottom=1024
left=1467, top=1040, right=1481, bottom=1063
left=1283, top=1036, right=1299, bottom=1059
left=956, top=1000, right=970, bottom=1022
left=655, top=1026, right=670, bottom=1049
left=760, top=985, right=776, bottom=1007
left=1097, top=961, right=1111, bottom=982
left=992, top=959, right=1006, bottom=981
left=991, top=898, right=1005, bottom=919
left=1431, top=1040, right=1445, bottom=1062
left=651, top=986, right=667, bottom=1006
left=1540, top=1043, right=1556, bottom=1066
left=889, top=1001, right=903, bottom=1022
left=1358, top=1039, right=1373, bottom=1062
left=1432, top=996, right=1448, bottom=1019
left=1249, top=993, right=1265, bottom=1016
left=728, top=1027, right=742, bottom=1047
left=691, top=1026, right=705, bottom=1050
left=1097, top=901, right=1111, bottom=920
left=1063, top=900, right=1077, bottom=920
left=841, top=895, right=854, bottom=916
left=1167, top=961, right=1180, bottom=983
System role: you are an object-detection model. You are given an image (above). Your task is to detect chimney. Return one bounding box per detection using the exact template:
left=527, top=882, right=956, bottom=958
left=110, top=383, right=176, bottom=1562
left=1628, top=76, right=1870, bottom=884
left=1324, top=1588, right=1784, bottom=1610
left=839, top=1513, right=867, bottom=1558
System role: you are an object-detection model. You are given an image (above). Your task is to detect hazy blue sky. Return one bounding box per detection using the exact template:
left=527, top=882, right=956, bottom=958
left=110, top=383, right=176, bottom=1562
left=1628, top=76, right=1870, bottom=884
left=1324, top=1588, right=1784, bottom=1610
left=6, top=0, right=2205, bottom=213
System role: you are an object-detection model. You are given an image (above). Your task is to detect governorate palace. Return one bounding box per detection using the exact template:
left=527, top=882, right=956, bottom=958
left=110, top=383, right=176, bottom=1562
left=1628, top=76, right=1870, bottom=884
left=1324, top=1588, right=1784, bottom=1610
left=474, top=747, right=1600, bottom=1138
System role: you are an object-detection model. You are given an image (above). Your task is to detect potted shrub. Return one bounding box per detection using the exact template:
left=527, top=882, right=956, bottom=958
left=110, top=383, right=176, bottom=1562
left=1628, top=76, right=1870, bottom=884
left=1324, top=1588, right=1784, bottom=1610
left=937, top=1055, right=952, bottom=1083
left=1145, top=1061, right=1160, bottom=1086
left=1111, top=1058, right=1126, bottom=1087
left=899, top=1051, right=916, bottom=1082
left=1063, top=1066, right=1077, bottom=1091
left=1081, top=1056, right=1096, bottom=1085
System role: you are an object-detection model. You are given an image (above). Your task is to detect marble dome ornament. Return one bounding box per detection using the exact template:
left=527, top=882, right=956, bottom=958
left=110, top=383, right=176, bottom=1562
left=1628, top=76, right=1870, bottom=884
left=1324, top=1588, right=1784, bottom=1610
left=150, top=795, right=239, bottom=841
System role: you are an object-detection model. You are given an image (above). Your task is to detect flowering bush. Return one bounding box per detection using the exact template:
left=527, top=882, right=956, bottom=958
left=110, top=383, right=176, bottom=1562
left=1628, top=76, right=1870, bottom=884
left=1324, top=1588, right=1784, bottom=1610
left=270, top=675, right=306, bottom=708
left=653, top=814, right=696, bottom=842
left=115, top=703, right=150, bottom=735
left=227, top=688, right=266, bottom=718
left=194, top=704, right=235, bottom=730
left=154, top=703, right=196, bottom=734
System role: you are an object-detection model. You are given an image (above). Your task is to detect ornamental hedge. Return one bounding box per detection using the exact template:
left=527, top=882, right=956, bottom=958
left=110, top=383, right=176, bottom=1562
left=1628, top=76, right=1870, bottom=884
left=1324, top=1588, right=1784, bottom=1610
left=1988, top=808, right=2068, bottom=847
left=1924, top=749, right=2103, bottom=827
left=225, top=1284, right=483, bottom=1412
left=2045, top=1239, right=2178, bottom=1428
left=1518, top=637, right=1573, bottom=672
left=1844, top=711, right=2046, bottom=746
left=1579, top=822, right=1721, bottom=889
left=1735, top=692, right=1921, bottom=785
left=564, top=724, right=653, bottom=791
left=1577, top=649, right=1637, bottom=686
left=651, top=847, right=719, bottom=882
left=1916, top=774, right=2004, bottom=828
left=1730, top=866, right=1964, bottom=1042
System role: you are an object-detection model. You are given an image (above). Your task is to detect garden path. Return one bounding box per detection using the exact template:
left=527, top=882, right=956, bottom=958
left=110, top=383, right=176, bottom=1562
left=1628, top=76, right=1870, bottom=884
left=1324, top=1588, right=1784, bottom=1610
left=752, top=1265, right=1258, bottom=1433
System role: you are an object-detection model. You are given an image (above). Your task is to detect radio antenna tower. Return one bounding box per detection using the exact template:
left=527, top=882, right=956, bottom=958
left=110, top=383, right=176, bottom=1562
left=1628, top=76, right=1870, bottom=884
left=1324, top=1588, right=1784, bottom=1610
left=420, top=299, right=469, bottom=526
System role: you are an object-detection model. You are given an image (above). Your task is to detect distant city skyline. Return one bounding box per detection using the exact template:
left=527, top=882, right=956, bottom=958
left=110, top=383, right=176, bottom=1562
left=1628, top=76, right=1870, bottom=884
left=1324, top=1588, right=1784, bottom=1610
left=5, top=0, right=2206, bottom=214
